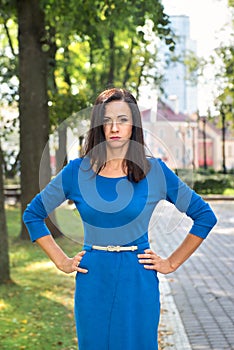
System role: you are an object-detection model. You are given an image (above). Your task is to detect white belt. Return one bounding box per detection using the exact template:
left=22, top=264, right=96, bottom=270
left=92, top=245, right=138, bottom=252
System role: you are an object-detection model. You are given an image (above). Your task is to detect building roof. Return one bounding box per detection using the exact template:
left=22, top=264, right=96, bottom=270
left=199, top=118, right=234, bottom=141
left=157, top=99, right=190, bottom=122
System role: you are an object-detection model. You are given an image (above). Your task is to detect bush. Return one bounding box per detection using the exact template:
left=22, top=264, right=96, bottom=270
left=174, top=169, right=234, bottom=195
left=193, top=177, right=231, bottom=194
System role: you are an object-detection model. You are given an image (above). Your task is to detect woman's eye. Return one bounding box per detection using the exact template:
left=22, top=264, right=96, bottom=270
left=103, top=118, right=111, bottom=125
left=120, top=117, right=129, bottom=123
left=103, top=117, right=130, bottom=125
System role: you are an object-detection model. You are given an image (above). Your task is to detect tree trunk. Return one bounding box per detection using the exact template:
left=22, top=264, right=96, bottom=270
left=0, top=141, right=11, bottom=284
left=123, top=39, right=135, bottom=88
left=107, top=31, right=115, bottom=86
left=55, top=46, right=69, bottom=174
left=56, top=125, right=67, bottom=173
left=17, top=0, right=51, bottom=239
left=136, top=58, right=145, bottom=100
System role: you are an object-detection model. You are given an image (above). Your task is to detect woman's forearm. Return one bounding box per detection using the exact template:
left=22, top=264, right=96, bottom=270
left=168, top=233, right=204, bottom=271
left=36, top=235, right=88, bottom=274
left=36, top=235, right=69, bottom=270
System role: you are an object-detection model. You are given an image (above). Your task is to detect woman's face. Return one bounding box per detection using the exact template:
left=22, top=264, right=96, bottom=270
left=103, top=101, right=133, bottom=149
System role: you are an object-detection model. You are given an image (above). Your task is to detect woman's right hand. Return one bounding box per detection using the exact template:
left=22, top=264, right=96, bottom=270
left=36, top=236, right=88, bottom=275
left=60, top=250, right=88, bottom=274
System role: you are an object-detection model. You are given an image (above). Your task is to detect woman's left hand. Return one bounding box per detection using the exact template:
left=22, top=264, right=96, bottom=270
left=138, top=249, right=174, bottom=275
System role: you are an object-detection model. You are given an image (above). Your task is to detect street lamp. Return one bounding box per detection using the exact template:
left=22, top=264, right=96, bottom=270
left=198, top=111, right=207, bottom=170
left=202, top=116, right=207, bottom=170
left=220, top=95, right=233, bottom=174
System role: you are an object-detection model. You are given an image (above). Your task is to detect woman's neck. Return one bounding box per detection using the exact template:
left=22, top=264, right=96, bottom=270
left=99, top=158, right=127, bottom=177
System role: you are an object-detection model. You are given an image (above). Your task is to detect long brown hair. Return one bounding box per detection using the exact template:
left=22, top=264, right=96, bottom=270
left=83, top=88, right=150, bottom=182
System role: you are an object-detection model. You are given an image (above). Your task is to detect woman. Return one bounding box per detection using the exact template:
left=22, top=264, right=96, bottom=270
left=23, top=88, right=217, bottom=350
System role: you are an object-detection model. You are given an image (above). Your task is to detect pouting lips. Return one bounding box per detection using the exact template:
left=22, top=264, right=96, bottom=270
left=110, top=137, right=121, bottom=140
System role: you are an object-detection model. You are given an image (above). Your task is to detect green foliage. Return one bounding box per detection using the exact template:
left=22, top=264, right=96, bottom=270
left=193, top=173, right=234, bottom=195
left=0, top=0, right=176, bottom=181
left=212, top=1, right=234, bottom=124
left=41, top=0, right=175, bottom=114
left=193, top=177, right=231, bottom=194
left=0, top=18, right=18, bottom=104
left=0, top=0, right=175, bottom=125
left=176, top=168, right=234, bottom=195
left=183, top=50, right=206, bottom=86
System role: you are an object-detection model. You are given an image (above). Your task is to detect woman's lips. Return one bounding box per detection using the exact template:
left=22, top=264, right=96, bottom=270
left=110, top=136, right=121, bottom=140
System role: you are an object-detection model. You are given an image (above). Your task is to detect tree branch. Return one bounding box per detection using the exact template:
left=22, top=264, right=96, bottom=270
left=3, top=19, right=17, bottom=57
left=123, top=39, right=135, bottom=88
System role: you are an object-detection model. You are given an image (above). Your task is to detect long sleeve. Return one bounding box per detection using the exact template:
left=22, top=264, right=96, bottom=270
left=158, top=159, right=217, bottom=239
left=23, top=160, right=73, bottom=242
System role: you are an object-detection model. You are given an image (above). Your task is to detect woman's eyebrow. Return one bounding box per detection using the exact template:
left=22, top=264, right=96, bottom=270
left=104, top=114, right=130, bottom=118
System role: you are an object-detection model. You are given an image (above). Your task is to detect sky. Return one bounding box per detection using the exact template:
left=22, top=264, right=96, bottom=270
left=162, top=0, right=232, bottom=57
left=162, top=0, right=233, bottom=113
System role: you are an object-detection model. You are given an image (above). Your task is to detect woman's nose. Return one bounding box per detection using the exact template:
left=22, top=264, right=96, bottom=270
left=111, top=120, right=119, bottom=132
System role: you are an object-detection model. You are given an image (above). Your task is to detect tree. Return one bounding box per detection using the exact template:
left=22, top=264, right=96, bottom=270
left=1, top=0, right=175, bottom=242
left=17, top=0, right=52, bottom=239
left=211, top=1, right=234, bottom=124
left=0, top=139, right=11, bottom=284
left=43, top=0, right=174, bottom=100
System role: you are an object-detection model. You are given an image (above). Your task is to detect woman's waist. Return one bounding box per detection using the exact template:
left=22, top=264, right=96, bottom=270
left=83, top=233, right=150, bottom=253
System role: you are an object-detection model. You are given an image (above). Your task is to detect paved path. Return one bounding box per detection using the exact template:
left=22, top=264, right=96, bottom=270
left=150, top=200, right=234, bottom=350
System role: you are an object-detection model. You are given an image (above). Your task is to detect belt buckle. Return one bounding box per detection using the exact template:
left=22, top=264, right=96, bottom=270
left=107, top=245, right=120, bottom=252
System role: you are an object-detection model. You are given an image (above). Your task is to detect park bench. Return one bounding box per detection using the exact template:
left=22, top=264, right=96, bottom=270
left=4, top=185, right=21, bottom=203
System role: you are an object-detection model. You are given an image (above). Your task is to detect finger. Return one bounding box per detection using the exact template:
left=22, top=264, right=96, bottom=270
left=137, top=253, right=152, bottom=259
left=76, top=250, right=86, bottom=258
left=75, top=251, right=86, bottom=264
left=144, top=249, right=153, bottom=254
left=143, top=264, right=155, bottom=270
left=137, top=249, right=153, bottom=257
left=77, top=267, right=88, bottom=274
left=138, top=258, right=153, bottom=264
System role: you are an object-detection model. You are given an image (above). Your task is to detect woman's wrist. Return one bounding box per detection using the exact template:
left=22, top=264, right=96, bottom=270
left=55, top=256, right=72, bottom=273
left=167, top=257, right=181, bottom=272
left=36, top=235, right=70, bottom=272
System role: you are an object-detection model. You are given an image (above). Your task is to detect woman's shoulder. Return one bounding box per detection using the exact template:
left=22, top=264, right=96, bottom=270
left=147, top=157, right=175, bottom=178
left=66, top=157, right=83, bottom=168
left=69, top=157, right=83, bottom=164
left=147, top=156, right=164, bottom=167
left=66, top=156, right=93, bottom=173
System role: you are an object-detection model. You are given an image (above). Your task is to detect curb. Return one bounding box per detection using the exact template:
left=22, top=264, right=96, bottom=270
left=202, top=195, right=234, bottom=201
left=159, top=275, right=192, bottom=350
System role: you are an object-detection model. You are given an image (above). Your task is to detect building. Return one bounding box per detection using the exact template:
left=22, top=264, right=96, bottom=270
left=161, top=15, right=198, bottom=114
left=141, top=99, right=198, bottom=170
left=141, top=101, right=234, bottom=172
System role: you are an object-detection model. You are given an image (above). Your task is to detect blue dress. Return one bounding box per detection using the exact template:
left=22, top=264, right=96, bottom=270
left=23, top=157, right=217, bottom=350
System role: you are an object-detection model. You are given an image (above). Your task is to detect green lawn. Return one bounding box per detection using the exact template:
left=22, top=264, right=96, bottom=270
left=223, top=188, right=234, bottom=195
left=0, top=206, right=82, bottom=350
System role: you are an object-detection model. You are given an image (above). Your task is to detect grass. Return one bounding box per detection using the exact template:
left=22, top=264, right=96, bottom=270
left=223, top=188, right=234, bottom=195
left=0, top=206, right=82, bottom=350
left=55, top=205, right=84, bottom=243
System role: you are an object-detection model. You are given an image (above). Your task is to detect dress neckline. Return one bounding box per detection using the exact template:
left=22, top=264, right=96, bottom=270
left=83, top=156, right=128, bottom=180
left=96, top=173, right=128, bottom=180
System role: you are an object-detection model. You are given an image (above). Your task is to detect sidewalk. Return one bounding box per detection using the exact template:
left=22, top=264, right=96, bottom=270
left=151, top=200, right=234, bottom=350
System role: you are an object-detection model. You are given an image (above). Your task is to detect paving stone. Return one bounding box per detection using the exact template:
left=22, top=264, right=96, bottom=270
left=153, top=200, right=234, bottom=350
